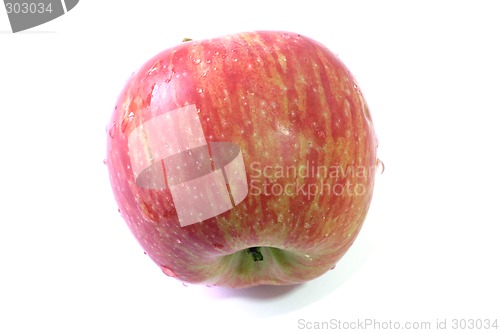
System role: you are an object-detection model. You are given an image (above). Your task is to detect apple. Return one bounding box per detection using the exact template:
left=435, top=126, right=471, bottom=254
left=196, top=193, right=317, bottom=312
left=106, top=31, right=378, bottom=288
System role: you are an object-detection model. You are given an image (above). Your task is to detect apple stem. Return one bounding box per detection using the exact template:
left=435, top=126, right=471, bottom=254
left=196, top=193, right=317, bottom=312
left=247, top=247, right=264, bottom=262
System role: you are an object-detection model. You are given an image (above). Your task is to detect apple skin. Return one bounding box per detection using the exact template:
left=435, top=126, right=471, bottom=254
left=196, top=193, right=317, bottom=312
left=106, top=31, right=378, bottom=288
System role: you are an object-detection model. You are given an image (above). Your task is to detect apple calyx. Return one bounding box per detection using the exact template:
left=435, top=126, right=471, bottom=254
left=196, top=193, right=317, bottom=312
left=246, top=247, right=264, bottom=262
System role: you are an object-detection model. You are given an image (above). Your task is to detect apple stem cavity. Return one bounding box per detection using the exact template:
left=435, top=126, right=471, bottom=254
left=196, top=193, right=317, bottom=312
left=247, top=247, right=264, bottom=262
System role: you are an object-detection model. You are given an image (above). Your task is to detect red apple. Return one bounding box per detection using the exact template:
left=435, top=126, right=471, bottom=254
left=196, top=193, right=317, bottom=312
left=106, top=31, right=378, bottom=288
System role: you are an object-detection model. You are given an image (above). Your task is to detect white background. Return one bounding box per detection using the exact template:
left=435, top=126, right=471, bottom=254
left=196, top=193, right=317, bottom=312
left=1, top=1, right=499, bottom=332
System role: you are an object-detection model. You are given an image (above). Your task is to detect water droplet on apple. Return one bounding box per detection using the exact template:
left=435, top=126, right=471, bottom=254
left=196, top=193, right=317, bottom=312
left=376, top=158, right=385, bottom=175
left=330, top=265, right=336, bottom=270
left=148, top=61, right=161, bottom=76
left=206, top=284, right=216, bottom=288
left=102, top=159, right=108, bottom=165
left=160, top=265, right=178, bottom=278
left=197, top=87, right=203, bottom=94
left=165, top=69, right=175, bottom=83
left=193, top=58, right=201, bottom=64
left=176, top=239, right=182, bottom=244
left=278, top=124, right=291, bottom=136
left=182, top=282, right=189, bottom=287
left=108, top=122, right=116, bottom=139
